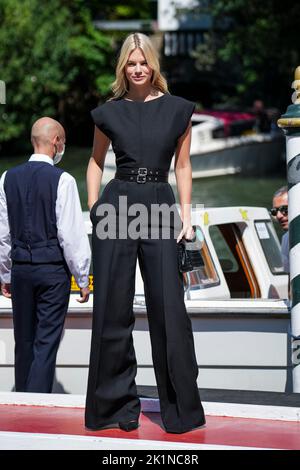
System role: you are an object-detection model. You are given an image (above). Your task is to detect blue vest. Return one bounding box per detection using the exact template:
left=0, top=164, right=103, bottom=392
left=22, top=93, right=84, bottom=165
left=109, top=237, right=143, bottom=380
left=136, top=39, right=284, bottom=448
left=4, top=161, right=65, bottom=263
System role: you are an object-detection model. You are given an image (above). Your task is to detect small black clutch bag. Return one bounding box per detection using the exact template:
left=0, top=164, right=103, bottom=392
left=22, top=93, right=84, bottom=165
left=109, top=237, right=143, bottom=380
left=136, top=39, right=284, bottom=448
left=177, top=226, right=204, bottom=273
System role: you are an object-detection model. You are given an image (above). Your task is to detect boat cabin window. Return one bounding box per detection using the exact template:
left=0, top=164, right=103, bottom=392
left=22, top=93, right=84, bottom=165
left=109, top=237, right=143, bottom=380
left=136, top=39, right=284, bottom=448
left=254, top=220, right=285, bottom=275
left=209, top=223, right=261, bottom=298
left=183, top=225, right=219, bottom=291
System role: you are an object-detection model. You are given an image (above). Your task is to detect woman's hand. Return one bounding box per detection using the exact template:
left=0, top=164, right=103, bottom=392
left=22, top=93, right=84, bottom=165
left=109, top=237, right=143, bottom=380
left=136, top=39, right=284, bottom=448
left=177, top=223, right=195, bottom=243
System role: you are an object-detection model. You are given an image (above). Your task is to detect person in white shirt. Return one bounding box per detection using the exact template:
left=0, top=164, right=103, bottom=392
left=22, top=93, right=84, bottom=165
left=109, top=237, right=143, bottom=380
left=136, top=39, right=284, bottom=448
left=0, top=117, right=91, bottom=393
left=271, top=186, right=289, bottom=272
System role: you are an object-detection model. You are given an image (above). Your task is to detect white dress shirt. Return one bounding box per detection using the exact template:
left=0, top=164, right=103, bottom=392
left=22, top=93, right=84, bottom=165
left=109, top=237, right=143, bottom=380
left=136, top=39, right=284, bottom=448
left=0, top=154, right=91, bottom=288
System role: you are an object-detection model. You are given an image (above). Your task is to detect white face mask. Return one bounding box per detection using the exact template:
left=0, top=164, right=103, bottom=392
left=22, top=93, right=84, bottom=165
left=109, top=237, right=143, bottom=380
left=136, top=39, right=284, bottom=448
left=53, top=143, right=65, bottom=165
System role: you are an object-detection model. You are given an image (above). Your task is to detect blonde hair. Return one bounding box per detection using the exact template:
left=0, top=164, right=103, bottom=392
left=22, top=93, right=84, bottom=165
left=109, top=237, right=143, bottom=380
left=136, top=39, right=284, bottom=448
left=108, top=32, right=169, bottom=101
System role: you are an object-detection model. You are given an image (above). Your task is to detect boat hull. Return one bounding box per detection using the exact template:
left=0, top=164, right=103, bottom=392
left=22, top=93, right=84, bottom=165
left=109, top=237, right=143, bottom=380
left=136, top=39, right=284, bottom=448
left=0, top=301, right=291, bottom=394
left=190, top=135, right=285, bottom=178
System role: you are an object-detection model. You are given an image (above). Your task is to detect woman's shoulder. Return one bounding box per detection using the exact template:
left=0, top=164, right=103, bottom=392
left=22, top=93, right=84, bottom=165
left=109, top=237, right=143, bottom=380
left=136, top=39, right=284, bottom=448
left=91, top=98, right=117, bottom=111
left=168, top=95, right=196, bottom=138
left=168, top=94, right=195, bottom=106
left=91, top=98, right=119, bottom=122
left=164, top=94, right=195, bottom=111
left=167, top=95, right=196, bottom=118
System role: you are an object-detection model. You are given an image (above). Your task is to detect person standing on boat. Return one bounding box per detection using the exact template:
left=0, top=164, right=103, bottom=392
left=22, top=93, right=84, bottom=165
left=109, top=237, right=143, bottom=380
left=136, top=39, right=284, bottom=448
left=85, top=32, right=206, bottom=433
left=271, top=186, right=289, bottom=273
left=0, top=117, right=91, bottom=393
left=252, top=99, right=271, bottom=133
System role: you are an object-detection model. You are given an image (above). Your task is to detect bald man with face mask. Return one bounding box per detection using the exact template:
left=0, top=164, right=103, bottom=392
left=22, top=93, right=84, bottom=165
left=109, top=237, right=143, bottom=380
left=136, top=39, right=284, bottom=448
left=0, top=117, right=91, bottom=393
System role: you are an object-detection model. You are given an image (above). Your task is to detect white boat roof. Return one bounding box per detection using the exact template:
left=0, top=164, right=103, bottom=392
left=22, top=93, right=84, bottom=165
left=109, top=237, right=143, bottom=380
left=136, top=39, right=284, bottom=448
left=83, top=206, right=271, bottom=232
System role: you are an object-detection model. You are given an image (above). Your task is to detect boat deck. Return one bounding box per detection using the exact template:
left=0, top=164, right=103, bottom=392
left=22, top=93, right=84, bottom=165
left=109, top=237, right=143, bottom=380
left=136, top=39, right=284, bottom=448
left=138, top=386, right=300, bottom=407
left=0, top=389, right=300, bottom=450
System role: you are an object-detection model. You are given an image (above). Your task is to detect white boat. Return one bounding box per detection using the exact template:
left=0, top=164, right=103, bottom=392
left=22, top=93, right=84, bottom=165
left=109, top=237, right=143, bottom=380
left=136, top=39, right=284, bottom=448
left=0, top=206, right=290, bottom=395
left=190, top=111, right=285, bottom=178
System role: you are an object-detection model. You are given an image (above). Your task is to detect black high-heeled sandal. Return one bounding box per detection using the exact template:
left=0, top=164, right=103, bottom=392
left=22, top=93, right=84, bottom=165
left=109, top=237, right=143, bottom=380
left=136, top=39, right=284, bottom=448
left=119, top=420, right=139, bottom=432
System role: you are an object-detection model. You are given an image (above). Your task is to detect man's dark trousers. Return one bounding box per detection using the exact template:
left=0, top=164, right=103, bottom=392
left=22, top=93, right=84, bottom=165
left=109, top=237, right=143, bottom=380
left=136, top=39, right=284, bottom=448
left=11, top=261, right=71, bottom=393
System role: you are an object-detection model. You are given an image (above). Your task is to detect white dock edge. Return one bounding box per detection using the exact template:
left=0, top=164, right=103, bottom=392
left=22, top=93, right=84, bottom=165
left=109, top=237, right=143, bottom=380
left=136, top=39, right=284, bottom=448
left=0, top=431, right=271, bottom=450
left=0, top=392, right=300, bottom=422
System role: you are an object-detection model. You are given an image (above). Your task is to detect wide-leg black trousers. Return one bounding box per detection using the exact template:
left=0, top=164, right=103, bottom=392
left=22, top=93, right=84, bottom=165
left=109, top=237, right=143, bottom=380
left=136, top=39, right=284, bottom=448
left=85, top=179, right=205, bottom=433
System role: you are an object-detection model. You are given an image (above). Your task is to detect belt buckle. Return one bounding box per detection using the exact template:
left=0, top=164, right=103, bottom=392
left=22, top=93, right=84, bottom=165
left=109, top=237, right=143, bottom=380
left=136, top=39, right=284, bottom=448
left=137, top=167, right=147, bottom=183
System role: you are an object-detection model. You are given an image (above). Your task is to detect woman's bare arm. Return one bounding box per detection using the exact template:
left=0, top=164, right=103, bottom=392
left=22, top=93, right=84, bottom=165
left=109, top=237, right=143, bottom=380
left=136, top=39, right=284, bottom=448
left=174, top=120, right=194, bottom=242
left=86, top=126, right=111, bottom=210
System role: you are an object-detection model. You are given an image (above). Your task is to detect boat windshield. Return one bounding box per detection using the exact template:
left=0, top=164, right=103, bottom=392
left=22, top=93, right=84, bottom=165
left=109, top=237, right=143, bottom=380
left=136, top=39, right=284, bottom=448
left=254, top=220, right=285, bottom=275
left=209, top=223, right=261, bottom=298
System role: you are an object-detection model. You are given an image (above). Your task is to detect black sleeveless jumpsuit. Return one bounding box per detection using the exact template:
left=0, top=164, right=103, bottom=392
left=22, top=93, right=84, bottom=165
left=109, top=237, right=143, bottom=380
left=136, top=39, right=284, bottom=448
left=85, top=93, right=206, bottom=433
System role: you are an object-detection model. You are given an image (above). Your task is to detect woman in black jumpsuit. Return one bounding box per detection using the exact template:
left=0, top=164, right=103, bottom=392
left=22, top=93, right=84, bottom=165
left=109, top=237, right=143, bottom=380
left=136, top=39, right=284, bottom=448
left=85, top=33, right=205, bottom=434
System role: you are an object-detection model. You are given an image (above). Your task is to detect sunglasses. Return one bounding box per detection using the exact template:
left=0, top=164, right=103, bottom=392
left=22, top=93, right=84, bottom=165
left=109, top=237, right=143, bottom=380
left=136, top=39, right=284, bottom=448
left=270, top=205, right=288, bottom=216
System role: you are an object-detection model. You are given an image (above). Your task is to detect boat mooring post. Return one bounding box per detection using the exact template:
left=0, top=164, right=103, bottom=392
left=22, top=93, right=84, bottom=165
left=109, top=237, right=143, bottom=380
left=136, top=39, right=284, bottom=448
left=278, top=66, right=300, bottom=393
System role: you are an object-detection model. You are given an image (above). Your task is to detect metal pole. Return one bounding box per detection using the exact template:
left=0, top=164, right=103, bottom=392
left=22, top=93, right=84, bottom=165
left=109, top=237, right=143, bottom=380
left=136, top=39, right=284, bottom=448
left=278, top=66, right=300, bottom=392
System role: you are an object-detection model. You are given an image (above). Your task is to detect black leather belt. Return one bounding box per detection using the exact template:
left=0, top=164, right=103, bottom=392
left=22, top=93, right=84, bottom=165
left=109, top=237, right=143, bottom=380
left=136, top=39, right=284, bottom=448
left=115, top=167, right=169, bottom=183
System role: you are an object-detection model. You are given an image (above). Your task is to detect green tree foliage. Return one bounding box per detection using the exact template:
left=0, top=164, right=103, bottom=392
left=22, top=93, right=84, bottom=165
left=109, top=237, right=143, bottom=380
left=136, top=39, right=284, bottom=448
left=91, top=0, right=153, bottom=20
left=0, top=0, right=113, bottom=148
left=195, top=0, right=300, bottom=108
